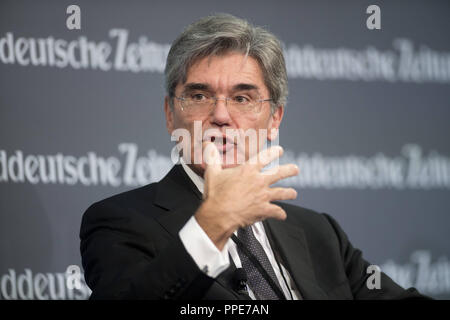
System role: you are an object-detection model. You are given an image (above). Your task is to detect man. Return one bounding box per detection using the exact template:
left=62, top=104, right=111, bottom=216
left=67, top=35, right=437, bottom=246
left=80, top=14, right=426, bottom=300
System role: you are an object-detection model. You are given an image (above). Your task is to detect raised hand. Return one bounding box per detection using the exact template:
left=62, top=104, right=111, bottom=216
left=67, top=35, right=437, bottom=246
left=194, top=142, right=299, bottom=250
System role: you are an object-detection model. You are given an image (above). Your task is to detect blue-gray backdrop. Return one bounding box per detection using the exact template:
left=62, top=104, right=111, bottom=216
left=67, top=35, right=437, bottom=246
left=1, top=0, right=449, bottom=299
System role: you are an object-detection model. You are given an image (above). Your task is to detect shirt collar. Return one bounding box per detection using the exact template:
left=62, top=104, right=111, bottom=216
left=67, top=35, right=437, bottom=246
left=180, top=158, right=204, bottom=194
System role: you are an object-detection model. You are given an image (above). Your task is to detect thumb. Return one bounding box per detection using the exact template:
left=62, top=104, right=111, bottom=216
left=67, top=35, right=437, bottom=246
left=203, top=141, right=222, bottom=174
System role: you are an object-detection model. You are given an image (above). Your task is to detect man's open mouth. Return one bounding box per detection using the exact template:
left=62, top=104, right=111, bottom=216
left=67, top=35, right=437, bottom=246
left=205, top=134, right=236, bottom=153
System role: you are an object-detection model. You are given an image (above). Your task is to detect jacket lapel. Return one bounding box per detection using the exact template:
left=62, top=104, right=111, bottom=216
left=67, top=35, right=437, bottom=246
left=153, top=165, right=245, bottom=299
left=153, top=164, right=202, bottom=236
left=264, top=218, right=328, bottom=299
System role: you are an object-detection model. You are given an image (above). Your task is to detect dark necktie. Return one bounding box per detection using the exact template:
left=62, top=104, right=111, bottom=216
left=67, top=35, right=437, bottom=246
left=235, top=226, right=284, bottom=300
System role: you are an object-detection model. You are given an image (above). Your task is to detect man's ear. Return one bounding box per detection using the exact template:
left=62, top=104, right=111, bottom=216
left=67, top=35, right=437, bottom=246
left=268, top=105, right=284, bottom=141
left=164, top=96, right=174, bottom=134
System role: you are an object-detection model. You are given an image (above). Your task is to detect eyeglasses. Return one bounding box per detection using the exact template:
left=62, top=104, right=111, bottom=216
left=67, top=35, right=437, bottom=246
left=174, top=91, right=272, bottom=115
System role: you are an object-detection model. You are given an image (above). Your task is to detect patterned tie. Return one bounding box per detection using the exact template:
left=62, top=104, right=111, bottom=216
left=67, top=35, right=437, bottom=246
left=236, top=226, right=283, bottom=300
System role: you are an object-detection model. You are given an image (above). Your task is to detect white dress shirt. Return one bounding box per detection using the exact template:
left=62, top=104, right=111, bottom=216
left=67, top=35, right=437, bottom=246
left=178, top=160, right=301, bottom=300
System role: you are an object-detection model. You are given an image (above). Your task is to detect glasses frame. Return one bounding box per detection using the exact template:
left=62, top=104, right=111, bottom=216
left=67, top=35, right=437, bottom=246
left=174, top=95, right=273, bottom=114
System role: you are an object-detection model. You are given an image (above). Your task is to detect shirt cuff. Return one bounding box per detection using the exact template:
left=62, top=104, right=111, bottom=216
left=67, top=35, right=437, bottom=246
left=179, top=215, right=230, bottom=278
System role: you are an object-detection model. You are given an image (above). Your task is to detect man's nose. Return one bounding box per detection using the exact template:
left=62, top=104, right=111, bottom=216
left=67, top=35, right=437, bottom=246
left=211, top=98, right=232, bottom=126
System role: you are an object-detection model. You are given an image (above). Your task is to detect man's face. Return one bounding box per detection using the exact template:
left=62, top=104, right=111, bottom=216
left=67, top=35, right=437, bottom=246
left=164, top=52, right=284, bottom=176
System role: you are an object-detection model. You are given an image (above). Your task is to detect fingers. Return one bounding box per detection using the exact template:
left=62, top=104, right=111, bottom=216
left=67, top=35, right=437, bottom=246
left=248, top=145, right=283, bottom=169
left=265, top=203, right=287, bottom=221
left=246, top=202, right=289, bottom=226
left=268, top=187, right=298, bottom=201
left=203, top=141, right=222, bottom=174
left=263, top=164, right=299, bottom=185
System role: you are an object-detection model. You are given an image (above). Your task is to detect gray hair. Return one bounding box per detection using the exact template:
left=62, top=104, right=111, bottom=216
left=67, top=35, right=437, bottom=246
left=164, top=13, right=288, bottom=113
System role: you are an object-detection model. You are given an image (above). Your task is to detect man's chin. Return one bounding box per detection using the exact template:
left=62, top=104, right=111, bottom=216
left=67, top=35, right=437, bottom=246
left=218, top=151, right=247, bottom=168
left=197, top=160, right=241, bottom=170
left=192, top=157, right=242, bottom=174
left=220, top=162, right=240, bottom=169
left=187, top=149, right=248, bottom=174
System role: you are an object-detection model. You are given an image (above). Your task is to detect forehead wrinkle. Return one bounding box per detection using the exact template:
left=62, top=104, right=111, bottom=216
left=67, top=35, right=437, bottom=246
left=184, top=53, right=266, bottom=95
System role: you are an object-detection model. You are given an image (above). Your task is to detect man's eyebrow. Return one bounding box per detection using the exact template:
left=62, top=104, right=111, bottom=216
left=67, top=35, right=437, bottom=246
left=231, top=83, right=259, bottom=92
left=182, top=83, right=213, bottom=92
left=181, top=82, right=260, bottom=94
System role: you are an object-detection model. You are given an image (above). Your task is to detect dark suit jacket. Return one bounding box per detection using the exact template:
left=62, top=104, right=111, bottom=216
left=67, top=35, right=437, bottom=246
left=80, top=164, right=427, bottom=300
